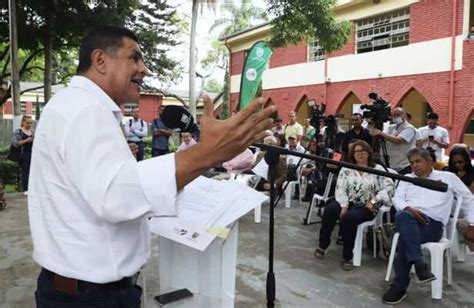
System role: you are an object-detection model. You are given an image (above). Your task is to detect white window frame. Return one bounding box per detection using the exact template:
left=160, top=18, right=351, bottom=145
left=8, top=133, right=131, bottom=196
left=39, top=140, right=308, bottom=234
left=308, top=39, right=325, bottom=62
left=356, top=7, right=410, bottom=54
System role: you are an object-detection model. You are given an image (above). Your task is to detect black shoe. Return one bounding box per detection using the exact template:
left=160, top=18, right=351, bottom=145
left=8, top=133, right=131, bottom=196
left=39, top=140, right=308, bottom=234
left=415, top=262, right=436, bottom=283
left=336, top=236, right=343, bottom=245
left=382, top=286, right=407, bottom=305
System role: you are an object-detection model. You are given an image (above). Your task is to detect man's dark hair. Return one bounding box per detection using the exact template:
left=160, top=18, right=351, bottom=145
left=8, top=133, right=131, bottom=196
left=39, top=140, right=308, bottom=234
left=427, top=112, right=439, bottom=120
left=275, top=118, right=282, bottom=123
left=352, top=113, right=363, bottom=118
left=406, top=113, right=412, bottom=121
left=77, top=25, right=139, bottom=74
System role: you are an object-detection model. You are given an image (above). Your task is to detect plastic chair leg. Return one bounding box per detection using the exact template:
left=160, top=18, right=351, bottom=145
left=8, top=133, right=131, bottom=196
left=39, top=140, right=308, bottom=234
left=353, top=225, right=364, bottom=267
left=385, top=233, right=400, bottom=282
left=447, top=248, right=452, bottom=285
left=285, top=183, right=292, bottom=208
left=254, top=204, right=261, bottom=223
left=430, top=247, right=444, bottom=300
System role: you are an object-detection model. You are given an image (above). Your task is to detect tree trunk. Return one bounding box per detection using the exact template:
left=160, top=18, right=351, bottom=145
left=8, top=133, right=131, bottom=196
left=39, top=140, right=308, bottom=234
left=8, top=0, right=21, bottom=129
left=188, top=0, right=199, bottom=118
left=43, top=27, right=53, bottom=103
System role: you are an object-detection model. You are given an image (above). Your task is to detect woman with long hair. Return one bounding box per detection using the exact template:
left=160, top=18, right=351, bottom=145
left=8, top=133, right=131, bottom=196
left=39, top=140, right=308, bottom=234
left=445, top=146, right=474, bottom=193
left=12, top=115, right=34, bottom=193
left=314, top=140, right=394, bottom=270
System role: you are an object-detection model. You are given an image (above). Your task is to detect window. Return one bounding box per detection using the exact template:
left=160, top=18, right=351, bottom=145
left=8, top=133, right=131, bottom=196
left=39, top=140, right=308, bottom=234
left=466, top=119, right=474, bottom=134
left=123, top=103, right=138, bottom=116
left=356, top=7, right=410, bottom=54
left=308, top=40, right=325, bottom=62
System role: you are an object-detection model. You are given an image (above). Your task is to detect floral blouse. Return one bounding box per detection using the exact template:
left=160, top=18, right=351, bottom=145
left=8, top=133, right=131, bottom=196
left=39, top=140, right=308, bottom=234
left=335, top=164, right=395, bottom=208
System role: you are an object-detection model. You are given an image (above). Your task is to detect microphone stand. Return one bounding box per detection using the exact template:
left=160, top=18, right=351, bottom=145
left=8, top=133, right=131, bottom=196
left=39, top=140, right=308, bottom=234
left=254, top=143, right=448, bottom=308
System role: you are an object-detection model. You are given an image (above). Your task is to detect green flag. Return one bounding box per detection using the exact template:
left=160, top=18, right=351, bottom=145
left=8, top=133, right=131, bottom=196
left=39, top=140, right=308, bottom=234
left=239, top=41, right=272, bottom=110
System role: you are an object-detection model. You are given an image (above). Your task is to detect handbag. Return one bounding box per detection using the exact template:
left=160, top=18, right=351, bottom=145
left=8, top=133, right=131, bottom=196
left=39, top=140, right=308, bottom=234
left=375, top=223, right=397, bottom=259
left=6, top=144, right=21, bottom=163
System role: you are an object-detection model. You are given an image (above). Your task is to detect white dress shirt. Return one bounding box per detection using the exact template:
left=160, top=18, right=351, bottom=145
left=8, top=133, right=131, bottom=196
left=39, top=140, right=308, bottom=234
left=28, top=76, right=178, bottom=283
left=417, top=125, right=450, bottom=160
left=124, top=117, right=148, bottom=142
left=285, top=143, right=305, bottom=165
left=393, top=169, right=474, bottom=225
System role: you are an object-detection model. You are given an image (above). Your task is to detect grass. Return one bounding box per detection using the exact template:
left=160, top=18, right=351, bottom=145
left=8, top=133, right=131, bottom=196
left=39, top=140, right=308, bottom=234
left=4, top=184, right=19, bottom=193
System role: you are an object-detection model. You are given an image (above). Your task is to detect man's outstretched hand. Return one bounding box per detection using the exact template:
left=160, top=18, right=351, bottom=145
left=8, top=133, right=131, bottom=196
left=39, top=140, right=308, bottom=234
left=175, top=95, right=275, bottom=190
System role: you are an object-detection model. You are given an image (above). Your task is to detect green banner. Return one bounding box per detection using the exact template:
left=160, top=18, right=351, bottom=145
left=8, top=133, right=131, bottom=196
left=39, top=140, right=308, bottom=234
left=239, top=41, right=272, bottom=110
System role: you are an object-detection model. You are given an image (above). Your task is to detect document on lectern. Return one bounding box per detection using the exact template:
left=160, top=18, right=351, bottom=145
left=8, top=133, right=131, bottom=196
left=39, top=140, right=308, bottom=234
left=148, top=176, right=267, bottom=251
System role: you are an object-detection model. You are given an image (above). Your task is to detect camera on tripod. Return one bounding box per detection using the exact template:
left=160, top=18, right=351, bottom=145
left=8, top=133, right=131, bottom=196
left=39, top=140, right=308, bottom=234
left=360, top=92, right=391, bottom=130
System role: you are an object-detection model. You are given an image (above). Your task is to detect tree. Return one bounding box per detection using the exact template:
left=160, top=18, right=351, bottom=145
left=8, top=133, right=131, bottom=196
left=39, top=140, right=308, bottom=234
left=201, top=0, right=267, bottom=119
left=265, top=0, right=351, bottom=52
left=0, top=0, right=182, bottom=109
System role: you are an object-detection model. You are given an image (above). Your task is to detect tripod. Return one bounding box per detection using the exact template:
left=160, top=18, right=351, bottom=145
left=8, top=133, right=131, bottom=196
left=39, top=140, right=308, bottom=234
left=371, top=134, right=390, bottom=168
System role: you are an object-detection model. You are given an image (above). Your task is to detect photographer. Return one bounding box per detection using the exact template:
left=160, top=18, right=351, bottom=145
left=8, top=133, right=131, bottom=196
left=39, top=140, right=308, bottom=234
left=342, top=113, right=372, bottom=155
left=416, top=112, right=449, bottom=161
left=369, top=107, right=417, bottom=174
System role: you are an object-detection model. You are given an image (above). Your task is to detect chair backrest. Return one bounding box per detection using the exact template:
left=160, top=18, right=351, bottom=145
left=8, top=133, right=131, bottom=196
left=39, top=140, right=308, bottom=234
left=323, top=172, right=334, bottom=199
left=446, top=194, right=463, bottom=242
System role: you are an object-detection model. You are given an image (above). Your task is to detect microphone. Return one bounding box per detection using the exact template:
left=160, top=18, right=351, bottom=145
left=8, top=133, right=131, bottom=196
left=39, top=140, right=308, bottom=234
left=160, top=105, right=199, bottom=134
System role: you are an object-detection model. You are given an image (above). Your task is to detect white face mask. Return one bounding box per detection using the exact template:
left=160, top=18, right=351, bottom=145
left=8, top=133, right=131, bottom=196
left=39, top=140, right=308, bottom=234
left=392, top=117, right=403, bottom=125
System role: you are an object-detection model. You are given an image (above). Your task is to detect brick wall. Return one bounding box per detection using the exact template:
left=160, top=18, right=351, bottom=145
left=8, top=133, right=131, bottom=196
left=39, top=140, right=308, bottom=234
left=136, top=94, right=162, bottom=123
left=410, top=0, right=464, bottom=44
left=230, top=50, right=246, bottom=76
left=269, top=42, right=307, bottom=68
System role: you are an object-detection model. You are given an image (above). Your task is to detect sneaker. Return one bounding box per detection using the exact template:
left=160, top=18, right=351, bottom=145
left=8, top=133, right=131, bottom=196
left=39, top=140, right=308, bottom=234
left=336, top=236, right=343, bottom=245
left=340, top=260, right=354, bottom=271
left=415, top=262, right=436, bottom=283
left=382, top=286, right=407, bottom=305
left=313, top=248, right=326, bottom=259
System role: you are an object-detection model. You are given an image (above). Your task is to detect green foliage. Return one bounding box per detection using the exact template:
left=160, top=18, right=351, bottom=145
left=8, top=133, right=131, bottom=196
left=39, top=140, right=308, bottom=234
left=220, top=70, right=230, bottom=120
left=265, top=0, right=351, bottom=52
left=0, top=159, right=20, bottom=186
left=203, top=78, right=223, bottom=93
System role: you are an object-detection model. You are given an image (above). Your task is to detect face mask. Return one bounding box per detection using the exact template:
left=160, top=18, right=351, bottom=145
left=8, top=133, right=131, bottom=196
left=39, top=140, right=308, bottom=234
left=393, top=117, right=403, bottom=125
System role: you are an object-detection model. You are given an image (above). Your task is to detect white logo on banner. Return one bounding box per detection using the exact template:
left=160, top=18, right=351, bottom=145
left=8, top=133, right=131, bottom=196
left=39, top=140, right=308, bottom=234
left=180, top=113, right=189, bottom=124
left=246, top=68, right=257, bottom=81
left=256, top=47, right=264, bottom=58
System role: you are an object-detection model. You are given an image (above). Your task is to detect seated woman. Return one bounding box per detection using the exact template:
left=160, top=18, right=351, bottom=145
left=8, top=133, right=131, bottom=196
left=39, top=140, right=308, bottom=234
left=314, top=140, right=395, bottom=270
left=444, top=146, right=474, bottom=193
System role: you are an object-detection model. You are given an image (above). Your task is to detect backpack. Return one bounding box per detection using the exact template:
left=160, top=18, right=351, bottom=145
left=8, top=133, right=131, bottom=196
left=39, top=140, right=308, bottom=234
left=129, top=119, right=144, bottom=129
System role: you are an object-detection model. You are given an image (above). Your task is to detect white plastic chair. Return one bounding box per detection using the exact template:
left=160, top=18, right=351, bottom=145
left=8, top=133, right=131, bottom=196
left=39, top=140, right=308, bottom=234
left=384, top=195, right=463, bottom=299
left=283, top=169, right=305, bottom=208
left=353, top=205, right=391, bottom=267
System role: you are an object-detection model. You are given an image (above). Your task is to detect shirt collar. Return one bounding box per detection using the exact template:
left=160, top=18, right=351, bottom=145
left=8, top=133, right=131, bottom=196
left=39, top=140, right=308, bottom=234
left=69, top=76, right=123, bottom=123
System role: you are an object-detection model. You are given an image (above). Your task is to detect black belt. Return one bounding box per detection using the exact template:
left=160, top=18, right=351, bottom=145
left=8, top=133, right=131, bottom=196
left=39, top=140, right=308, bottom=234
left=42, top=268, right=134, bottom=295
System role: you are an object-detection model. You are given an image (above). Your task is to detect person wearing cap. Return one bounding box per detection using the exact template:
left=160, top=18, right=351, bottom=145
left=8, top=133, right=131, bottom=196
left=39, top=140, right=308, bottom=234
left=284, top=111, right=304, bottom=142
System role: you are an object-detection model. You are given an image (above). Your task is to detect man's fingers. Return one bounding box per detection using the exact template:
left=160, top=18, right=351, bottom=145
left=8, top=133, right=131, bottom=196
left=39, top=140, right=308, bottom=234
left=201, top=94, right=214, bottom=119
left=232, top=97, right=266, bottom=123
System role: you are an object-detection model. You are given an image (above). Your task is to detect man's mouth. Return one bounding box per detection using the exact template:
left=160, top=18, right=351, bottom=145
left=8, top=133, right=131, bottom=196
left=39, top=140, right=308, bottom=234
left=131, top=79, right=143, bottom=88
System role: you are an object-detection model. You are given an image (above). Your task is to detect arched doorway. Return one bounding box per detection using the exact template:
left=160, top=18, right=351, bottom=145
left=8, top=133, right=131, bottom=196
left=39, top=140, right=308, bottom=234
left=337, top=92, right=362, bottom=132
left=399, top=88, right=432, bottom=128
left=295, top=95, right=311, bottom=125
left=462, top=110, right=474, bottom=148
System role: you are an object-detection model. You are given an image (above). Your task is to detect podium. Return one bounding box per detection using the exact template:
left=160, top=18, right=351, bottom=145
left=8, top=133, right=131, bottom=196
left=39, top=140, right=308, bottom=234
left=157, top=222, right=239, bottom=307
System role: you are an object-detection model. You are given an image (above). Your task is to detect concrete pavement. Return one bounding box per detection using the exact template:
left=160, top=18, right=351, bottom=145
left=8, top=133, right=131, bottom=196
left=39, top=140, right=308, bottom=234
left=1, top=193, right=473, bottom=307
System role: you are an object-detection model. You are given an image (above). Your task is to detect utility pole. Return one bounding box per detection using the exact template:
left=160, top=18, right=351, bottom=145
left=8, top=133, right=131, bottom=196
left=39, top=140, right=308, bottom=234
left=8, top=0, right=21, bottom=130
left=188, top=0, right=198, bottom=118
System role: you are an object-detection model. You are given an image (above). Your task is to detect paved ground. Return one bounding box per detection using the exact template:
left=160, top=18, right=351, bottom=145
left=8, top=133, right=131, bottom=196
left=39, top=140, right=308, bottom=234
left=1, top=193, right=473, bottom=307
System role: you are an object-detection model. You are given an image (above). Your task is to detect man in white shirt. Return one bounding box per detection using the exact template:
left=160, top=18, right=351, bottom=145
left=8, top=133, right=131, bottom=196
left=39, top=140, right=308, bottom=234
left=124, top=106, right=148, bottom=161
left=416, top=112, right=449, bottom=161
left=29, top=26, right=275, bottom=307
left=370, top=107, right=417, bottom=174
left=382, top=148, right=474, bottom=305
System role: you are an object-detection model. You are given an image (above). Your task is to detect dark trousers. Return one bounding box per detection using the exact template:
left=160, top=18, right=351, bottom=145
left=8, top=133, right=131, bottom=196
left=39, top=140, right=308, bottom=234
left=152, top=148, right=169, bottom=157
left=318, top=201, right=373, bottom=261
left=392, top=210, right=443, bottom=291
left=136, top=141, right=144, bottom=161
left=19, top=155, right=31, bottom=191
left=35, top=269, right=142, bottom=308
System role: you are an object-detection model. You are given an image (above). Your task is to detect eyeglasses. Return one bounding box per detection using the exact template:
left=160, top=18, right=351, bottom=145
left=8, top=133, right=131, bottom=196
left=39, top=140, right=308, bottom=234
left=354, top=149, right=368, bottom=154
left=453, top=160, right=465, bottom=165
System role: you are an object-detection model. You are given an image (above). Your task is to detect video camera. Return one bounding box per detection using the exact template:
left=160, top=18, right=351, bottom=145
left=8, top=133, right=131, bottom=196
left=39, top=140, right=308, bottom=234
left=360, top=92, right=391, bottom=130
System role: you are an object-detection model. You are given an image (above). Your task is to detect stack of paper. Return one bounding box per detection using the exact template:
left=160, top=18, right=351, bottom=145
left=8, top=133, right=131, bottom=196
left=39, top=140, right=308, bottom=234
left=148, top=176, right=267, bottom=251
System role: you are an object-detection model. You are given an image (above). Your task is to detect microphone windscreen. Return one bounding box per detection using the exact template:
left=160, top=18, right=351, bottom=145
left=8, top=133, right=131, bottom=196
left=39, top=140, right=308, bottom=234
left=160, top=105, right=195, bottom=132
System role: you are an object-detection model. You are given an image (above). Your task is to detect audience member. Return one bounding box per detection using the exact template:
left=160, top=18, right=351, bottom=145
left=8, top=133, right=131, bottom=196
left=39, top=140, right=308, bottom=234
left=254, top=136, right=288, bottom=195
left=341, top=113, right=373, bottom=154
left=314, top=140, right=394, bottom=270
left=177, top=132, right=197, bottom=152
left=383, top=148, right=474, bottom=304
left=271, top=118, right=285, bottom=137
left=445, top=147, right=474, bottom=192
left=284, top=111, right=304, bottom=142
left=416, top=113, right=449, bottom=161
left=12, top=115, right=34, bottom=193
left=151, top=105, right=174, bottom=157
left=369, top=107, right=416, bottom=174
left=223, top=148, right=256, bottom=174
left=427, top=147, right=447, bottom=170
left=124, top=107, right=148, bottom=161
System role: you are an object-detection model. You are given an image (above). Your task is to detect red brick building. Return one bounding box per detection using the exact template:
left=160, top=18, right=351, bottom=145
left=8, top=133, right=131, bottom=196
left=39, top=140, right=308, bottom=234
left=223, top=0, right=474, bottom=147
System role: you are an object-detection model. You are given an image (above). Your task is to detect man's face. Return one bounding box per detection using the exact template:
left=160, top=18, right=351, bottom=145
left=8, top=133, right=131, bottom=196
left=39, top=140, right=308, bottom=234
left=132, top=108, right=140, bottom=118
left=275, top=121, right=283, bottom=129
left=288, top=137, right=297, bottom=147
left=391, top=109, right=405, bottom=120
left=159, top=106, right=165, bottom=116
left=428, top=119, right=438, bottom=129
left=182, top=134, right=191, bottom=144
left=105, top=37, right=148, bottom=104
left=352, top=115, right=362, bottom=128
left=409, top=154, right=432, bottom=177
left=289, top=112, right=296, bottom=124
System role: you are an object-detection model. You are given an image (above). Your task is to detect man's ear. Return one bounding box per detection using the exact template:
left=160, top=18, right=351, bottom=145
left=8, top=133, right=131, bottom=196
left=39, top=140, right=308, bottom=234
left=90, top=49, right=108, bottom=75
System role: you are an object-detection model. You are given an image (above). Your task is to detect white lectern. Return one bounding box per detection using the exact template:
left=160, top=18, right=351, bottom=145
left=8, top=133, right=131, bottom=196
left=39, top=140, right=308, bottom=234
left=157, top=222, right=239, bottom=307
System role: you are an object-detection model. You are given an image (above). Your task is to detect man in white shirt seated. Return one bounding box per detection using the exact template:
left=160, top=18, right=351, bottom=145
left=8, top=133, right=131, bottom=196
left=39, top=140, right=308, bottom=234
left=29, top=26, right=275, bottom=307
left=124, top=106, right=148, bottom=161
left=382, top=148, right=474, bottom=305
